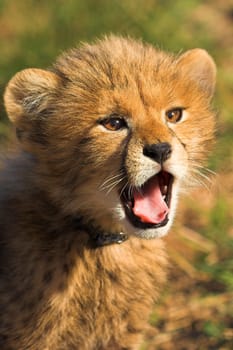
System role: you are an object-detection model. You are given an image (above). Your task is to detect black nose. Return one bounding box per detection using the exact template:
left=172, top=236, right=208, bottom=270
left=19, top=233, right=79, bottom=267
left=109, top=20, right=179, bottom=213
left=143, top=142, right=172, bottom=164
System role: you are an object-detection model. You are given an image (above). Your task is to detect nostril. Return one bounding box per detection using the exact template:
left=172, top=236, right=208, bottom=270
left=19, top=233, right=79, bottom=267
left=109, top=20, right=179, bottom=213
left=143, top=142, right=172, bottom=164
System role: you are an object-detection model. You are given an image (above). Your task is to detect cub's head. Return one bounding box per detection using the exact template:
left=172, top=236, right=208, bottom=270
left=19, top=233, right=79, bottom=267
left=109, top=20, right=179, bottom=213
left=4, top=36, right=216, bottom=239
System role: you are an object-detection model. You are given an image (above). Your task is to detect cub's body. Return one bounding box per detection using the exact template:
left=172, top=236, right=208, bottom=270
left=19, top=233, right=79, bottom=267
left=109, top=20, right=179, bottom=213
left=0, top=37, right=216, bottom=349
left=0, top=159, right=166, bottom=349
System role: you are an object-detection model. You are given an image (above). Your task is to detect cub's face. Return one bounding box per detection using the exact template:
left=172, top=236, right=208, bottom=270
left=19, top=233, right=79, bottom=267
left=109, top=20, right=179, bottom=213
left=4, top=37, right=216, bottom=239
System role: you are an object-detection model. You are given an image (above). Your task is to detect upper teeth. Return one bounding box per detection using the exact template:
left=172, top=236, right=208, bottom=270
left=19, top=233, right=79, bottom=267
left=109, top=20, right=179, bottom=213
left=162, top=186, right=167, bottom=195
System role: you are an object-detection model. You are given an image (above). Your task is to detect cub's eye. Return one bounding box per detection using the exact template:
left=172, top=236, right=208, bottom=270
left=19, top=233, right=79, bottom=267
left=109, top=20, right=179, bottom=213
left=165, top=108, right=183, bottom=123
left=100, top=116, right=127, bottom=131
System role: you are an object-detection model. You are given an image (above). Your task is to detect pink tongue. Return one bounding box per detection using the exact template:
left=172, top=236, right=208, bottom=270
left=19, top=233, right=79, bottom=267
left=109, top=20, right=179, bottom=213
left=132, top=176, right=169, bottom=224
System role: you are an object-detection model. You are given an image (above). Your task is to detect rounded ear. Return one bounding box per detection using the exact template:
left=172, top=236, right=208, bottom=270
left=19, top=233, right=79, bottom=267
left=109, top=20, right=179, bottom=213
left=4, top=68, right=61, bottom=125
left=177, top=49, right=216, bottom=99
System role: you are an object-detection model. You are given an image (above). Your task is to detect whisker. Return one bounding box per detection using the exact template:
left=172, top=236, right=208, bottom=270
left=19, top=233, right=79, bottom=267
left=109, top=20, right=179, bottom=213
left=191, top=169, right=213, bottom=185
left=99, top=172, right=124, bottom=190
left=127, top=185, right=133, bottom=201
left=99, top=171, right=124, bottom=190
left=186, top=171, right=213, bottom=191
left=106, top=177, right=125, bottom=195
left=119, top=181, right=129, bottom=198
left=188, top=161, right=216, bottom=176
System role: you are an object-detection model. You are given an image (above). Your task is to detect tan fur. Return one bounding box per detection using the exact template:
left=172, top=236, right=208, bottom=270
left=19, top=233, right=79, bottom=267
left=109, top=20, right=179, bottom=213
left=0, top=36, right=216, bottom=349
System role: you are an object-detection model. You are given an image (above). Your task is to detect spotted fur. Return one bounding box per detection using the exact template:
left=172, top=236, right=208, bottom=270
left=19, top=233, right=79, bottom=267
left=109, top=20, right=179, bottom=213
left=0, top=36, right=216, bottom=349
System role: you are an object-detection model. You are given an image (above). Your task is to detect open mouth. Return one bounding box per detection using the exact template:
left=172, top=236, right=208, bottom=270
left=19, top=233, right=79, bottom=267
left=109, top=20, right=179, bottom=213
left=121, top=171, right=174, bottom=229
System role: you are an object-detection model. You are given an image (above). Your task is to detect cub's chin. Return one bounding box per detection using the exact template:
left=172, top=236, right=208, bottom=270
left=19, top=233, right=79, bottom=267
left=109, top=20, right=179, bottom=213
left=121, top=211, right=175, bottom=239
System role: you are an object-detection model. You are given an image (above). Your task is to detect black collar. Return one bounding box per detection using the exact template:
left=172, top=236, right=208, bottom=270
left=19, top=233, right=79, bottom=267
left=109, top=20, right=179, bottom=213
left=91, top=231, right=128, bottom=247
left=71, top=216, right=129, bottom=248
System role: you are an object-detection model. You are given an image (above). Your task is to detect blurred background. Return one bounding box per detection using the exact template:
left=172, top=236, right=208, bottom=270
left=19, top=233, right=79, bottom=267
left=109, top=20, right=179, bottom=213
left=0, top=0, right=232, bottom=349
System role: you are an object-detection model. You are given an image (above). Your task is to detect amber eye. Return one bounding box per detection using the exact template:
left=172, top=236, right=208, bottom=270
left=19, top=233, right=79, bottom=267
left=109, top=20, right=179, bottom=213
left=101, top=116, right=127, bottom=131
left=165, top=108, right=183, bottom=123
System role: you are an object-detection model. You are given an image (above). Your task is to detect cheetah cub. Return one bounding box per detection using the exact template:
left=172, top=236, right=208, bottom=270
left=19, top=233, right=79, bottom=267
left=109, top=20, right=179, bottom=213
left=0, top=36, right=216, bottom=349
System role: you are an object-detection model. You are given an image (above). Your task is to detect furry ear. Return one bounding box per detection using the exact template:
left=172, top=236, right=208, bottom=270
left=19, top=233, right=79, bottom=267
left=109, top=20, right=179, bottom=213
left=4, top=68, right=61, bottom=125
left=177, top=49, right=216, bottom=99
